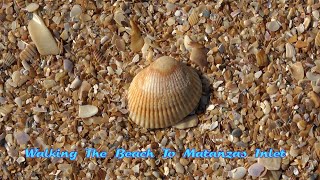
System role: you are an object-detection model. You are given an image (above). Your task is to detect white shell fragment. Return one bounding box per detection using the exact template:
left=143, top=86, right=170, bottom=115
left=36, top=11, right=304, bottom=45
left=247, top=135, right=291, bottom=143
left=25, top=3, right=39, bottom=12
left=79, top=105, right=98, bottom=118
left=28, top=13, right=59, bottom=55
left=266, top=20, right=280, bottom=32
left=174, top=115, right=199, bottom=129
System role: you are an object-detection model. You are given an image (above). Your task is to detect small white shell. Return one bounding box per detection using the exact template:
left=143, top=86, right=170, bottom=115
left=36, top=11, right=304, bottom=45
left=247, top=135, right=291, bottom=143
left=28, top=13, right=59, bottom=55
left=79, top=105, right=98, bottom=118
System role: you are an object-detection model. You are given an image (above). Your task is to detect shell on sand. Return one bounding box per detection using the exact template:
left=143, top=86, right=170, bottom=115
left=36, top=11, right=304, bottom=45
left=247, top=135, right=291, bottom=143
left=19, top=43, right=38, bottom=62
left=27, top=13, right=59, bottom=55
left=128, top=56, right=202, bottom=129
left=1, top=53, right=16, bottom=69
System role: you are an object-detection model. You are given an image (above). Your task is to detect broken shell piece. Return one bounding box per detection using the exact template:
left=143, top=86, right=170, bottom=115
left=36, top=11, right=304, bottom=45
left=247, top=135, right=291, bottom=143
left=130, top=19, right=144, bottom=53
left=289, top=62, right=304, bottom=81
left=70, top=76, right=82, bottom=89
left=174, top=115, right=199, bottom=129
left=79, top=105, right=98, bottom=118
left=0, top=53, right=16, bottom=69
left=258, top=158, right=281, bottom=170
left=0, top=104, right=14, bottom=116
left=1, top=53, right=16, bottom=69
left=79, top=81, right=91, bottom=100
left=188, top=9, right=200, bottom=26
left=229, top=167, right=247, bottom=179
left=306, top=71, right=320, bottom=81
left=42, top=79, right=56, bottom=89
left=308, top=91, right=320, bottom=108
left=25, top=3, right=39, bottom=12
left=15, top=0, right=26, bottom=9
left=315, top=31, right=320, bottom=46
left=286, top=43, right=295, bottom=58
left=184, top=35, right=192, bottom=51
left=70, top=5, right=82, bottom=18
left=266, top=84, right=278, bottom=95
left=19, top=43, right=39, bottom=63
left=28, top=13, right=59, bottom=55
left=311, top=79, right=320, bottom=93
left=248, top=163, right=264, bottom=177
left=14, top=130, right=30, bottom=145
left=256, top=49, right=268, bottom=67
left=266, top=20, right=280, bottom=32
left=189, top=42, right=208, bottom=68
left=128, top=56, right=202, bottom=129
left=93, top=50, right=105, bottom=63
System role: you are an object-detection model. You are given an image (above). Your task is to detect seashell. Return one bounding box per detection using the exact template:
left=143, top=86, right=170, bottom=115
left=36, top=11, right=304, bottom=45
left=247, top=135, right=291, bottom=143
left=114, top=10, right=127, bottom=26
left=79, top=105, right=98, bottom=118
left=289, top=62, right=304, bottom=81
left=258, top=158, right=281, bottom=170
left=306, top=71, right=320, bottom=81
left=14, top=130, right=30, bottom=145
left=311, top=79, right=320, bottom=93
left=93, top=49, right=105, bottom=63
left=0, top=104, right=14, bottom=117
left=315, top=31, right=320, bottom=46
left=188, top=9, right=200, bottom=26
left=285, top=42, right=295, bottom=58
left=28, top=13, right=59, bottom=55
left=15, top=0, right=26, bottom=9
left=79, top=81, right=91, bottom=100
left=174, top=115, right=199, bottom=129
left=229, top=167, right=247, bottom=179
left=25, top=3, right=39, bottom=12
left=127, top=56, right=202, bottom=129
left=184, top=35, right=192, bottom=51
left=272, top=124, right=290, bottom=136
left=308, top=91, right=320, bottom=108
left=42, top=79, right=56, bottom=89
left=130, top=19, right=144, bottom=53
left=63, top=59, right=73, bottom=73
left=189, top=42, right=208, bottom=68
left=303, top=16, right=311, bottom=30
left=266, top=20, right=280, bottom=32
left=70, top=5, right=82, bottom=18
left=19, top=43, right=39, bottom=63
left=256, top=49, right=268, bottom=67
left=70, top=76, right=82, bottom=89
left=248, top=163, right=264, bottom=177
left=1, top=53, right=16, bottom=70
left=212, top=14, right=222, bottom=28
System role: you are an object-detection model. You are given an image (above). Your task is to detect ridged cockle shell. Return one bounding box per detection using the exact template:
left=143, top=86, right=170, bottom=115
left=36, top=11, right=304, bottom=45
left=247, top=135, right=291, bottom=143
left=128, top=56, right=202, bottom=129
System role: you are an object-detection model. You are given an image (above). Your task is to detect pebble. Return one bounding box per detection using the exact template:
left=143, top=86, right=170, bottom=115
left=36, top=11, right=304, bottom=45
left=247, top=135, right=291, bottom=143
left=258, top=158, right=281, bottom=170
left=175, top=162, right=185, bottom=174
left=229, top=167, right=247, bottom=179
left=42, top=79, right=56, bottom=89
left=248, top=163, right=264, bottom=177
left=231, top=128, right=242, bottom=137
left=174, top=115, right=198, bottom=129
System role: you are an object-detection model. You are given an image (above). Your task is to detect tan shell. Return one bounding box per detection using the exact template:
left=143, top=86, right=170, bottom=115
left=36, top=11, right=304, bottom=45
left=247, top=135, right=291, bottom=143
left=130, top=19, right=144, bottom=53
left=188, top=9, right=200, bottom=26
left=93, top=49, right=105, bottom=63
left=315, top=31, right=320, bottom=46
left=19, top=43, right=38, bottom=62
left=28, top=13, right=59, bottom=55
left=15, top=0, right=26, bottom=9
left=128, top=56, right=202, bottom=129
left=256, top=49, right=268, bottom=67
left=289, top=62, right=304, bottom=81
